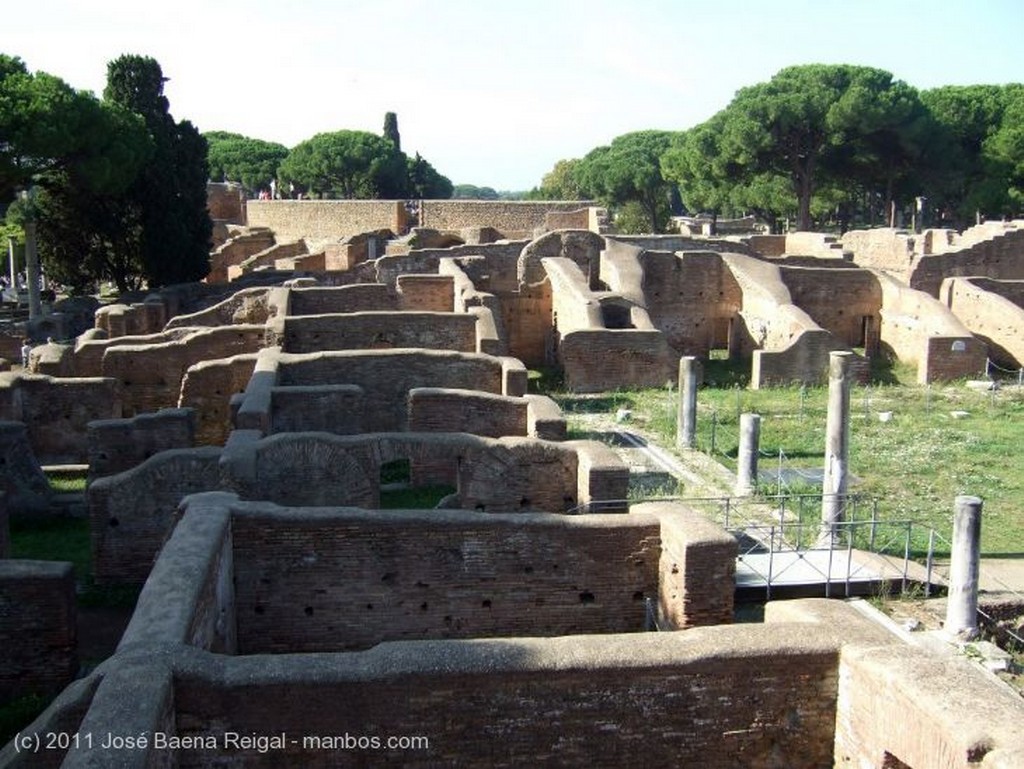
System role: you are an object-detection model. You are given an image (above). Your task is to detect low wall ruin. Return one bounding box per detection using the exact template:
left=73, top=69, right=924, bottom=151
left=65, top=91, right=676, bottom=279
left=87, top=408, right=196, bottom=480
left=941, top=277, right=1024, bottom=367
left=271, top=311, right=478, bottom=355
left=0, top=560, right=77, bottom=702
left=0, top=374, right=121, bottom=465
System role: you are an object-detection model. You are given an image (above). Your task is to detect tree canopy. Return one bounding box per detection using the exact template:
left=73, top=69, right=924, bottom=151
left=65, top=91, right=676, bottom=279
left=574, top=130, right=679, bottom=232
left=277, top=130, right=408, bottom=199
left=206, top=131, right=288, bottom=195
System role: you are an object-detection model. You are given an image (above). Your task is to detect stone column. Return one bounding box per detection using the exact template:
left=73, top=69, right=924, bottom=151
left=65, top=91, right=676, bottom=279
left=24, top=219, right=42, bottom=320
left=677, top=356, right=701, bottom=449
left=821, top=351, right=853, bottom=534
left=734, top=413, right=761, bottom=497
left=945, top=495, right=983, bottom=638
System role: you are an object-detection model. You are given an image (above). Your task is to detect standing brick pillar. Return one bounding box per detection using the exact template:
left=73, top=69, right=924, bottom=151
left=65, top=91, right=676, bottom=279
left=677, top=356, right=701, bottom=449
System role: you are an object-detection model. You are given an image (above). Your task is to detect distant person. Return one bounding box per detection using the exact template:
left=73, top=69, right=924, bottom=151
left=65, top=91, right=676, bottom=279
left=20, top=338, right=31, bottom=368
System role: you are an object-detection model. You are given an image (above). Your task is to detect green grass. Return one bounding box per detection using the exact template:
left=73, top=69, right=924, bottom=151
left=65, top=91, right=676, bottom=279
left=0, top=693, right=49, bottom=747
left=379, top=485, right=456, bottom=509
left=549, top=377, right=1024, bottom=557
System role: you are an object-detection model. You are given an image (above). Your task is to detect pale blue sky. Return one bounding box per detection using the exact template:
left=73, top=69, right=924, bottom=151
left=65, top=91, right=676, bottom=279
left=3, top=0, right=1022, bottom=190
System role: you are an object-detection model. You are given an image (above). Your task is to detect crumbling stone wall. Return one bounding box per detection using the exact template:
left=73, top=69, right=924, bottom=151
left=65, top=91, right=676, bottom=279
left=874, top=270, right=986, bottom=383
left=288, top=284, right=395, bottom=315
left=420, top=200, right=595, bottom=238
left=164, top=287, right=273, bottom=330
left=625, top=248, right=743, bottom=357
left=0, top=374, right=121, bottom=465
left=0, top=560, right=77, bottom=701
left=206, top=182, right=245, bottom=224
left=87, top=408, right=196, bottom=480
left=88, top=447, right=223, bottom=584
left=638, top=503, right=737, bottom=628
left=940, top=277, right=1024, bottom=367
left=101, top=326, right=265, bottom=417
left=843, top=222, right=1024, bottom=297
left=246, top=200, right=408, bottom=246
left=408, top=388, right=528, bottom=437
left=179, top=353, right=259, bottom=447
left=273, top=312, right=478, bottom=355
left=396, top=274, right=454, bottom=312
left=232, top=505, right=661, bottom=652
left=0, top=422, right=53, bottom=514
left=72, top=328, right=194, bottom=378
left=249, top=349, right=524, bottom=434
left=207, top=228, right=277, bottom=284
left=779, top=265, right=882, bottom=352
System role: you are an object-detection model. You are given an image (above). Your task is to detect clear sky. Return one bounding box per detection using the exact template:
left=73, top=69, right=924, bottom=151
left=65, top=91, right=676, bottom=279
left=3, top=0, right=1023, bottom=191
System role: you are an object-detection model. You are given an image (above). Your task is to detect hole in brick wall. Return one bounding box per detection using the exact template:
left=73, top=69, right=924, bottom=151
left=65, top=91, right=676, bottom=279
left=475, top=504, right=486, bottom=512
left=562, top=496, right=575, bottom=507
left=98, top=452, right=108, bottom=461
left=523, top=565, right=534, bottom=574
left=519, top=497, right=530, bottom=508
left=552, top=564, right=559, bottom=571
left=365, top=603, right=373, bottom=610
left=579, top=592, right=595, bottom=604
left=482, top=600, right=492, bottom=609
left=633, top=591, right=644, bottom=601
left=254, top=605, right=264, bottom=615
left=304, top=606, right=314, bottom=616
left=381, top=572, right=397, bottom=584
left=420, top=602, right=428, bottom=611
left=415, top=581, right=429, bottom=588
left=260, top=577, right=271, bottom=585
left=108, top=517, right=119, bottom=527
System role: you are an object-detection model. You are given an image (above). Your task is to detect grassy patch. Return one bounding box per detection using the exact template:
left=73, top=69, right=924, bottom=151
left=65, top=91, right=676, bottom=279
left=379, top=485, right=456, bottom=509
left=547, top=377, right=1024, bottom=557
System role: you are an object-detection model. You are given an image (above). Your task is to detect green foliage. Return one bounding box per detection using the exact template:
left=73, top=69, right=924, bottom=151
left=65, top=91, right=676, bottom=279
left=382, top=111, right=401, bottom=151
left=102, top=54, right=212, bottom=289
left=531, top=158, right=586, bottom=200
left=452, top=184, right=500, bottom=199
left=406, top=152, right=453, bottom=198
left=205, top=131, right=288, bottom=195
left=278, top=129, right=408, bottom=199
left=576, top=130, right=679, bottom=232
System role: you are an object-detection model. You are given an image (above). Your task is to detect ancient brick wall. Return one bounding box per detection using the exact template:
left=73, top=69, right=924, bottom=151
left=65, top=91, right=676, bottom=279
left=396, top=275, right=455, bottom=312
left=207, top=229, right=277, bottom=284
left=179, top=353, right=259, bottom=447
left=374, top=241, right=527, bottom=290
left=94, top=299, right=168, bottom=338
left=0, top=420, right=53, bottom=513
left=635, top=250, right=743, bottom=356
left=909, top=224, right=1024, bottom=297
left=72, top=329, right=192, bottom=378
left=0, top=375, right=121, bottom=465
left=164, top=287, right=273, bottom=330
left=206, top=182, right=245, bottom=224
left=408, top=388, right=527, bottom=437
left=288, top=284, right=395, bottom=315
left=231, top=507, right=660, bottom=652
left=101, top=326, right=266, bottom=417
left=163, top=626, right=840, bottom=769
left=874, top=271, right=983, bottom=383
left=270, top=385, right=365, bottom=435
left=0, top=560, right=77, bottom=701
left=941, top=277, right=1024, bottom=366
left=419, top=200, right=591, bottom=237
left=278, top=312, right=477, bottom=355
left=607, top=233, right=756, bottom=256
left=841, top=228, right=917, bottom=281
left=219, top=431, right=621, bottom=513
left=88, top=447, right=223, bottom=584
left=638, top=503, right=737, bottom=628
left=245, top=200, right=407, bottom=245
left=559, top=329, right=674, bottom=392
left=500, top=284, right=552, bottom=367
left=784, top=231, right=849, bottom=259
left=274, top=350, right=508, bottom=432
left=87, top=408, right=196, bottom=480
left=751, top=330, right=869, bottom=389
left=834, top=644, right=1024, bottom=768
left=779, top=265, right=882, bottom=349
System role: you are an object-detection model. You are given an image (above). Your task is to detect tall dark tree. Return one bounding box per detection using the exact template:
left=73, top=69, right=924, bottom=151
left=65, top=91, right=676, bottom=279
left=104, top=54, right=211, bottom=287
left=406, top=152, right=452, bottom=198
left=382, top=112, right=401, bottom=152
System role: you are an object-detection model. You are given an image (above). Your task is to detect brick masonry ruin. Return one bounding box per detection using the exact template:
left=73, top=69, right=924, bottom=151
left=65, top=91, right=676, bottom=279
left=4, top=198, right=1024, bottom=767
